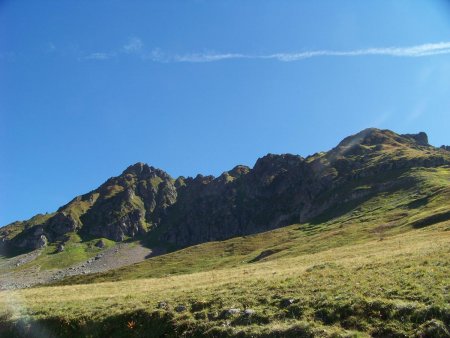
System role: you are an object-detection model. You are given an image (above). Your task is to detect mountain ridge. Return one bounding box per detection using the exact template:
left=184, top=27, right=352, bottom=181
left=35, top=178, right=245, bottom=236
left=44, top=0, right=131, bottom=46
left=1, top=128, right=449, bottom=256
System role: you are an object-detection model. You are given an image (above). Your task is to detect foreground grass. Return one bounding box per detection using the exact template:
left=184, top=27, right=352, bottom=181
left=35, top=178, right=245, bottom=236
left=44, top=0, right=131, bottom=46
left=0, top=224, right=449, bottom=337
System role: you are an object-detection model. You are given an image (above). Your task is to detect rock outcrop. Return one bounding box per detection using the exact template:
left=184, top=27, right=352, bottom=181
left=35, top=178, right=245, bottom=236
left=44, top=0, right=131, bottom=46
left=36, top=235, right=48, bottom=249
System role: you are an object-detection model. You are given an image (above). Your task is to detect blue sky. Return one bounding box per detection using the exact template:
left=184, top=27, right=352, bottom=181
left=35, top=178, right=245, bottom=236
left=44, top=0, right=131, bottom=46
left=1, top=0, right=450, bottom=225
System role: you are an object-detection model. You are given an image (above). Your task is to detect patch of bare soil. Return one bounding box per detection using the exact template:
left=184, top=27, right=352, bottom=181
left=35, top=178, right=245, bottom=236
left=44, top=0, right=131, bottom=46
left=0, top=243, right=156, bottom=290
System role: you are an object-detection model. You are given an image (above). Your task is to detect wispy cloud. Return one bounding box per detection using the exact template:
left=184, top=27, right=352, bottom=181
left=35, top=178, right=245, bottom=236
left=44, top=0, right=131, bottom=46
left=142, top=48, right=167, bottom=62
left=173, top=52, right=247, bottom=63
left=173, top=41, right=450, bottom=63
left=123, top=37, right=143, bottom=53
left=262, top=42, right=450, bottom=62
left=82, top=52, right=115, bottom=60
left=2, top=40, right=450, bottom=63
left=76, top=40, right=450, bottom=63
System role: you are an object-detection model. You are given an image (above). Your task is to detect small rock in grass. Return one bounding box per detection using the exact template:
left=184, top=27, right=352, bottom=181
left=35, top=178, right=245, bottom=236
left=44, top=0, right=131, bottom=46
left=243, top=309, right=255, bottom=316
left=194, top=312, right=206, bottom=320
left=221, top=308, right=240, bottom=318
left=175, top=305, right=187, bottom=313
left=228, top=308, right=240, bottom=314
left=95, top=239, right=105, bottom=248
left=207, top=312, right=218, bottom=321
left=280, top=298, right=295, bottom=308
left=157, top=301, right=168, bottom=309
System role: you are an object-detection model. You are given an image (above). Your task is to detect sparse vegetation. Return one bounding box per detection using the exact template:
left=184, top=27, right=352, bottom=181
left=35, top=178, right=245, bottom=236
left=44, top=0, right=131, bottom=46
left=16, top=234, right=116, bottom=271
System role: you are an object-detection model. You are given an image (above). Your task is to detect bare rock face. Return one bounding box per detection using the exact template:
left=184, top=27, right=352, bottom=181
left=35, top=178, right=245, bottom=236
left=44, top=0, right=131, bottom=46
left=86, top=209, right=144, bottom=242
left=441, top=145, right=450, bottom=152
left=46, top=212, right=78, bottom=237
left=159, top=153, right=311, bottom=246
left=0, top=238, right=7, bottom=255
left=154, top=129, right=448, bottom=248
left=401, top=132, right=429, bottom=146
left=36, top=235, right=48, bottom=249
left=79, top=164, right=178, bottom=241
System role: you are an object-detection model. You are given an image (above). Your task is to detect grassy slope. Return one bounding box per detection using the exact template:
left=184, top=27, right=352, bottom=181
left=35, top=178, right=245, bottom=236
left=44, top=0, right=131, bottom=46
left=0, top=166, right=449, bottom=337
left=55, top=166, right=450, bottom=285
left=15, top=234, right=116, bottom=271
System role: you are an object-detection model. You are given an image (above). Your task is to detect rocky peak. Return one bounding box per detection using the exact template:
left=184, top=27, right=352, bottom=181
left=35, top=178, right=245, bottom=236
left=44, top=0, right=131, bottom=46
left=193, top=174, right=215, bottom=185
left=401, top=132, right=429, bottom=146
left=228, top=165, right=250, bottom=178
left=335, top=128, right=393, bottom=149
left=329, top=129, right=431, bottom=161
left=253, top=154, right=304, bottom=174
left=123, top=162, right=147, bottom=175
left=440, top=145, right=450, bottom=152
left=122, top=162, right=171, bottom=181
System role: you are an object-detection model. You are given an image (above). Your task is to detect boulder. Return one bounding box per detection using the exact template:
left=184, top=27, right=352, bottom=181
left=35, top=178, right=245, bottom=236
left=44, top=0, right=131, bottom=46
left=36, top=235, right=48, bottom=249
left=175, top=305, right=187, bottom=313
left=95, top=239, right=106, bottom=248
left=56, top=243, right=65, bottom=253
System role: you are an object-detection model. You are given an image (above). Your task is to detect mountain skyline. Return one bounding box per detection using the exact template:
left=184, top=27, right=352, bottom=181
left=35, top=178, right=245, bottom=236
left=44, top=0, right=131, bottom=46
left=2, top=127, right=449, bottom=256
left=2, top=1, right=450, bottom=226
left=2, top=126, right=449, bottom=227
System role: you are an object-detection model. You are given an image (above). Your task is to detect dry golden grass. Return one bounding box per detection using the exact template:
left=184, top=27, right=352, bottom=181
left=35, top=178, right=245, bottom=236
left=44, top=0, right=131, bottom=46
left=2, top=224, right=448, bottom=322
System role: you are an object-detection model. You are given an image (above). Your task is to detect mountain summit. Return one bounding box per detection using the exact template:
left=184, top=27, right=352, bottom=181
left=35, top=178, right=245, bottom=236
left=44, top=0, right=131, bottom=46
left=1, top=128, right=449, bottom=255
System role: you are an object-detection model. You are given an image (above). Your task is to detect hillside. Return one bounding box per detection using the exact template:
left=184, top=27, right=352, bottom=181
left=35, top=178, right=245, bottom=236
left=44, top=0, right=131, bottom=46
left=0, top=128, right=449, bottom=337
left=0, top=167, right=449, bottom=336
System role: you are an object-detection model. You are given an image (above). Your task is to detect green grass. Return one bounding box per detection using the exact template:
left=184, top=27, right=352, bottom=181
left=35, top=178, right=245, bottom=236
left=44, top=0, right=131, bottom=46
left=0, top=166, right=449, bottom=337
left=15, top=234, right=115, bottom=271
left=60, top=195, right=98, bottom=224
left=0, top=224, right=448, bottom=337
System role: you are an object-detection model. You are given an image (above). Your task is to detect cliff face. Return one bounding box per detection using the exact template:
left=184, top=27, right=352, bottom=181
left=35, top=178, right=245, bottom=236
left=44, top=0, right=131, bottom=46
left=156, top=128, right=449, bottom=247
left=1, top=128, right=449, bottom=254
